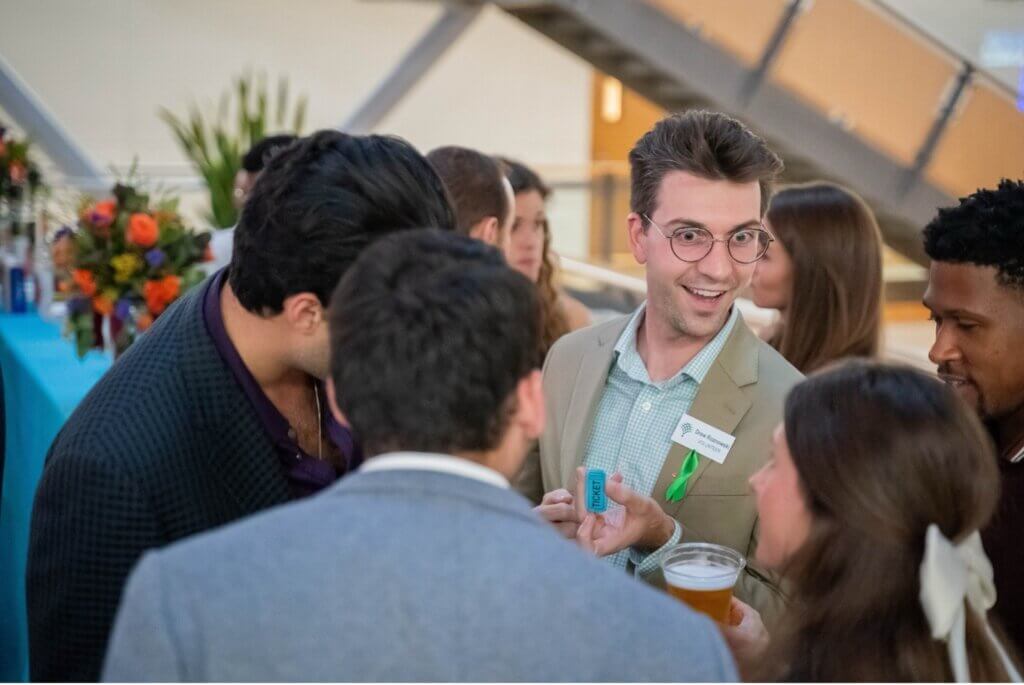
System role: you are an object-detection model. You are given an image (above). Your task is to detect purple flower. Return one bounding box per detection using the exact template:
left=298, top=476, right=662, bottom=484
left=114, top=298, right=132, bottom=322
left=89, top=211, right=113, bottom=229
left=67, top=296, right=90, bottom=316
left=144, top=248, right=166, bottom=269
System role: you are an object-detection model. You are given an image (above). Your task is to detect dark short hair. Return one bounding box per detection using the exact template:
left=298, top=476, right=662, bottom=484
left=501, top=157, right=550, bottom=199
left=923, top=178, right=1024, bottom=290
left=241, top=134, right=299, bottom=173
left=426, top=146, right=510, bottom=236
left=230, top=130, right=456, bottom=314
left=329, top=230, right=542, bottom=457
left=629, top=110, right=783, bottom=220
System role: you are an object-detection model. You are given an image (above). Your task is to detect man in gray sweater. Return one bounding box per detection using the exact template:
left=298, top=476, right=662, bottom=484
left=103, top=230, right=737, bottom=682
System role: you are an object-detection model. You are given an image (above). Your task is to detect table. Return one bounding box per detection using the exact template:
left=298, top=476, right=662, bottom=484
left=0, top=312, right=110, bottom=681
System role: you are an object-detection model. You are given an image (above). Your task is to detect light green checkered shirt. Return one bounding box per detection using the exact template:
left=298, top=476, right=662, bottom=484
left=581, top=302, right=739, bottom=578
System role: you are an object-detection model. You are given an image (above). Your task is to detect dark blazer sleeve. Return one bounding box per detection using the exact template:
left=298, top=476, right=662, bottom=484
left=27, top=446, right=161, bottom=682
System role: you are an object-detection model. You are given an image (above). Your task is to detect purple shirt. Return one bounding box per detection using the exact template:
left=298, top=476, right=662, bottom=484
left=202, top=269, right=361, bottom=497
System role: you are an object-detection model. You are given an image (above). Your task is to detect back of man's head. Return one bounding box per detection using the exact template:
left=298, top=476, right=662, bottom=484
left=426, top=146, right=510, bottom=243
left=242, top=134, right=299, bottom=174
left=629, top=110, right=783, bottom=217
left=923, top=179, right=1024, bottom=291
left=230, top=130, right=457, bottom=314
left=328, top=230, right=542, bottom=458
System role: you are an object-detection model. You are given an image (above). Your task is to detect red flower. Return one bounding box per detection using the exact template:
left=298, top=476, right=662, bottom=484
left=136, top=310, right=154, bottom=332
left=91, top=200, right=116, bottom=225
left=143, top=275, right=181, bottom=315
left=72, top=269, right=97, bottom=297
left=9, top=161, right=26, bottom=184
left=127, top=213, right=159, bottom=248
left=92, top=294, right=114, bottom=316
left=83, top=199, right=117, bottom=237
left=94, top=199, right=117, bottom=218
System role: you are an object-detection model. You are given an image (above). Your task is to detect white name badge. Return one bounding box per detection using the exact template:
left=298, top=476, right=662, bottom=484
left=671, top=414, right=736, bottom=464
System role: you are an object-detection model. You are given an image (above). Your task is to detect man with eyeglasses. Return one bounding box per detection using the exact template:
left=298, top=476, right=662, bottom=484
left=516, top=110, right=802, bottom=627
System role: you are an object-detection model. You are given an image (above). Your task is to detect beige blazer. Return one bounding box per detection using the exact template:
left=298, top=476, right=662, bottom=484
left=516, top=311, right=803, bottom=626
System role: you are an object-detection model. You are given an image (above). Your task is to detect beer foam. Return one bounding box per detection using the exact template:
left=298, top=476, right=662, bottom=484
left=664, top=562, right=739, bottom=591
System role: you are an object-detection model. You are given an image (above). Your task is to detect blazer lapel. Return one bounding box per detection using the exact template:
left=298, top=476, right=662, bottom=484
left=558, top=318, right=629, bottom=489
left=178, top=287, right=291, bottom=516
left=205, top=395, right=291, bottom=515
left=652, top=318, right=759, bottom=516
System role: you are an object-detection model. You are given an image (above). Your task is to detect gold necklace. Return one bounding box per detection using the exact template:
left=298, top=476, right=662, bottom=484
left=313, top=381, right=323, bottom=461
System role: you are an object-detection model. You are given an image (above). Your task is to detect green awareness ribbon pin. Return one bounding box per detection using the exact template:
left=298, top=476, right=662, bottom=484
left=665, top=449, right=701, bottom=502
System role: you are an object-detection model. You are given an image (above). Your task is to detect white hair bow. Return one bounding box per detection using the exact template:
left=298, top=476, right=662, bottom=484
left=919, top=524, right=1022, bottom=682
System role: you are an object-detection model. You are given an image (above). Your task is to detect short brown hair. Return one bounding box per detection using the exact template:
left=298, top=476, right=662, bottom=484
left=427, top=146, right=510, bottom=236
left=629, top=110, right=783, bottom=219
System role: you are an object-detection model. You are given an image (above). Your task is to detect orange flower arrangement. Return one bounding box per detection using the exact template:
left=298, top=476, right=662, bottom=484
left=63, top=183, right=210, bottom=358
left=2, top=124, right=44, bottom=209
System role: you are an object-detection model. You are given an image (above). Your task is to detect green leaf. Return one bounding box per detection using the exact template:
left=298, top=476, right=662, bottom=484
left=161, top=69, right=307, bottom=228
left=275, top=76, right=288, bottom=128
left=293, top=95, right=307, bottom=133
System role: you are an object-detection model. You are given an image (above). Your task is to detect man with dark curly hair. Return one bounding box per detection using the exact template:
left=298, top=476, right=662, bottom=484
left=922, top=178, right=1024, bottom=652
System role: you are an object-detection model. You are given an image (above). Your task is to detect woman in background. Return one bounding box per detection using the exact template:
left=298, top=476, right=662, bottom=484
left=723, top=361, right=1020, bottom=682
left=751, top=182, right=883, bottom=373
left=500, top=158, right=590, bottom=357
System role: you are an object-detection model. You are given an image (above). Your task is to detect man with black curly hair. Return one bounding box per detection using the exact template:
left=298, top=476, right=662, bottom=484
left=922, top=178, right=1024, bottom=652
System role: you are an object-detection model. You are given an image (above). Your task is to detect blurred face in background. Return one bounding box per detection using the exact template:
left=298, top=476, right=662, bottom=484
left=629, top=171, right=761, bottom=342
left=497, top=177, right=515, bottom=256
left=749, top=424, right=812, bottom=570
left=751, top=223, right=793, bottom=312
left=233, top=169, right=258, bottom=211
left=508, top=189, right=546, bottom=284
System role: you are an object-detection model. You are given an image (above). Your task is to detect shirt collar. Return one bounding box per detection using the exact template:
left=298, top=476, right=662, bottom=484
left=1011, top=445, right=1024, bottom=463
left=359, top=452, right=510, bottom=490
left=201, top=269, right=361, bottom=489
left=612, top=301, right=739, bottom=388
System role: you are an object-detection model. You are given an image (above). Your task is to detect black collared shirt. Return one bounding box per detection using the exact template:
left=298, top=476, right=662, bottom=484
left=201, top=269, right=361, bottom=497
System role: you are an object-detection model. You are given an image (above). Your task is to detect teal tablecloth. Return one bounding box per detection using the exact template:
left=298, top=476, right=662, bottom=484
left=0, top=312, right=110, bottom=681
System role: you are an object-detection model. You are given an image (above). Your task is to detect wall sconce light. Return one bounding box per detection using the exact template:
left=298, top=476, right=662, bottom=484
left=600, top=76, right=623, bottom=123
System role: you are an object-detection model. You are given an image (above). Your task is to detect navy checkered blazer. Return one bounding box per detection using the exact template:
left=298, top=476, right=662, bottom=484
left=26, top=279, right=291, bottom=682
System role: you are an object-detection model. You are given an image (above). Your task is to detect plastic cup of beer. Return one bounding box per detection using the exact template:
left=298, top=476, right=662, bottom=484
left=661, top=543, right=746, bottom=623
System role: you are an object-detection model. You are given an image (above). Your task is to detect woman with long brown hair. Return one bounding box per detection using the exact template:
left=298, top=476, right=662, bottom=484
left=751, top=182, right=883, bottom=373
left=499, top=159, right=590, bottom=358
left=723, top=360, right=1021, bottom=681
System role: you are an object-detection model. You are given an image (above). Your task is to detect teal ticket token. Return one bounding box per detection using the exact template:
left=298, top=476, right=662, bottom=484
left=585, top=469, right=607, bottom=513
